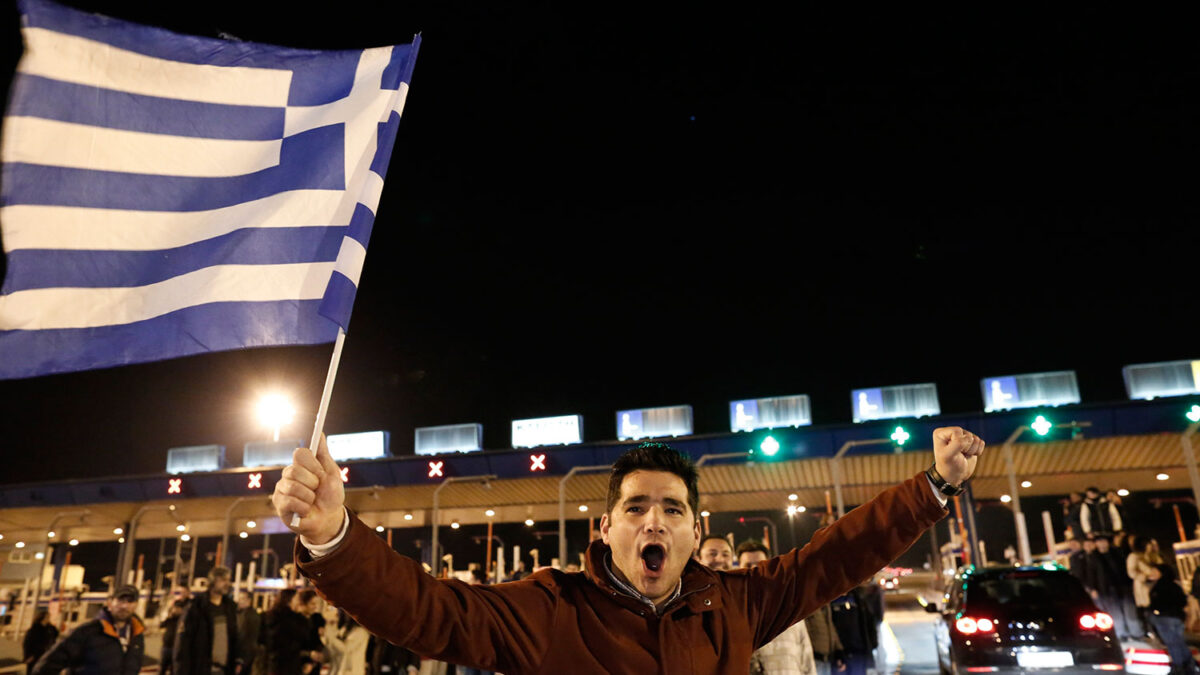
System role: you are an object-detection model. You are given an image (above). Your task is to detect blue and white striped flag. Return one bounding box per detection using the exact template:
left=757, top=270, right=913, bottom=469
left=0, top=0, right=419, bottom=379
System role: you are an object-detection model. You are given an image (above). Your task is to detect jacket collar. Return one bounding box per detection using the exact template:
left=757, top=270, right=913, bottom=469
left=584, top=539, right=721, bottom=615
left=98, top=608, right=145, bottom=639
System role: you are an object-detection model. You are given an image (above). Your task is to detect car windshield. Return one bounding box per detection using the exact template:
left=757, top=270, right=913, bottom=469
left=966, top=571, right=1091, bottom=611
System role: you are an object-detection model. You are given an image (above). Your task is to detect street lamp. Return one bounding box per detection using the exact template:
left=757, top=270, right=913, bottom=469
left=432, top=475, right=496, bottom=577
left=256, top=393, right=295, bottom=442
left=831, top=438, right=892, bottom=519
left=1002, top=417, right=1092, bottom=565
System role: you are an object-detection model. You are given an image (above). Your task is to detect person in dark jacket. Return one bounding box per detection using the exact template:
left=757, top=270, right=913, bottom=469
left=160, top=599, right=187, bottom=675
left=367, top=633, right=421, bottom=674
left=174, top=566, right=241, bottom=675
left=830, top=585, right=877, bottom=675
left=22, top=609, right=59, bottom=667
left=1146, top=563, right=1199, bottom=675
left=266, top=589, right=313, bottom=675
left=1064, top=492, right=1084, bottom=541
left=32, top=584, right=146, bottom=675
left=237, top=590, right=264, bottom=675
left=1080, top=487, right=1115, bottom=537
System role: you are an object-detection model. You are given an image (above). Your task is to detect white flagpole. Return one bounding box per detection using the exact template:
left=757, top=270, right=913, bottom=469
left=290, top=328, right=347, bottom=528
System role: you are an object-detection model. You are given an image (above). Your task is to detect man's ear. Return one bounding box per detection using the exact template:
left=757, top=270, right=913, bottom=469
left=692, top=518, right=701, bottom=554
left=599, top=513, right=612, bottom=545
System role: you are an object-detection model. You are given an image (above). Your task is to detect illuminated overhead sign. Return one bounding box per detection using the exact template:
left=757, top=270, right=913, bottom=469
left=415, top=423, right=483, bottom=456
left=247, top=473, right=263, bottom=489
left=729, top=395, right=812, bottom=432
left=511, top=415, right=583, bottom=448
left=616, top=405, right=693, bottom=441
left=243, top=440, right=304, bottom=468
left=1123, top=359, right=1200, bottom=400
left=327, top=431, right=390, bottom=461
left=167, top=478, right=182, bottom=495
left=851, top=383, right=941, bottom=423
left=166, top=445, right=225, bottom=474
left=981, top=371, right=1081, bottom=412
left=428, top=461, right=444, bottom=478
left=530, top=454, right=547, bottom=471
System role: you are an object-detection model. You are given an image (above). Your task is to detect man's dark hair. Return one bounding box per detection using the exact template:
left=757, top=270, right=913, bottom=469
left=606, top=442, right=699, bottom=520
left=735, top=538, right=770, bottom=559
left=208, top=565, right=231, bottom=582
left=699, top=534, right=731, bottom=550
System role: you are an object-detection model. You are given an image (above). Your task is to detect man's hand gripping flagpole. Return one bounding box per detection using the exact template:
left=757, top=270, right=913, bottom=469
left=273, top=329, right=349, bottom=543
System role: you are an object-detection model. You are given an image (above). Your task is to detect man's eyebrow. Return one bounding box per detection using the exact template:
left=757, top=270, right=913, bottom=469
left=621, top=495, right=687, bottom=509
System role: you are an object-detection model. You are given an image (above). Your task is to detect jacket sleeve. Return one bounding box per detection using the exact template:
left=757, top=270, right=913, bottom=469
left=296, top=514, right=558, bottom=673
left=30, top=624, right=84, bottom=675
left=740, top=471, right=946, bottom=648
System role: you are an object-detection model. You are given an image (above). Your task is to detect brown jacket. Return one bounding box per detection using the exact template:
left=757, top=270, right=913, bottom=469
left=296, top=471, right=945, bottom=674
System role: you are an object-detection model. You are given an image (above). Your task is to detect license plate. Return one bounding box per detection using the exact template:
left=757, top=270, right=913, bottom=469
left=1016, top=651, right=1075, bottom=668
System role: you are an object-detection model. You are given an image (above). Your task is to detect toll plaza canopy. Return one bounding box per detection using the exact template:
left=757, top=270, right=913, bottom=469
left=0, top=398, right=1196, bottom=545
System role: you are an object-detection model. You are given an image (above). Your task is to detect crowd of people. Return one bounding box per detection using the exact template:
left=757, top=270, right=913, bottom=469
left=23, top=567, right=421, bottom=675
left=1061, top=486, right=1200, bottom=674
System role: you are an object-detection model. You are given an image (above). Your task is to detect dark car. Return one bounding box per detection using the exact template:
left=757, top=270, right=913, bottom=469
left=928, top=564, right=1125, bottom=674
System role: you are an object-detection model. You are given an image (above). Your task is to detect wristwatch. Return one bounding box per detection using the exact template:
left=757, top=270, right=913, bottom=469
left=926, top=462, right=965, bottom=497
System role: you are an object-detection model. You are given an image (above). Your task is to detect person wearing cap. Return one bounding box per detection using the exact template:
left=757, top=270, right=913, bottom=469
left=31, top=584, right=146, bottom=675
left=273, top=428, right=984, bottom=674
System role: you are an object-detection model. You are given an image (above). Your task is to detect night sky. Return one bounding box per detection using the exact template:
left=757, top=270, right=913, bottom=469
left=1, top=3, right=1197, bottom=485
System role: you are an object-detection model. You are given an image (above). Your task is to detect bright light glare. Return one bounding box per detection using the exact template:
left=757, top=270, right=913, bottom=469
left=760, top=436, right=780, bottom=456
left=450, top=522, right=460, bottom=530
left=891, top=426, right=910, bottom=446
left=1000, top=495, right=1012, bottom=503
left=1031, top=415, right=1053, bottom=436
left=1021, top=480, right=1032, bottom=488
left=176, top=524, right=186, bottom=532
left=15, top=541, right=25, bottom=548
left=246, top=521, right=256, bottom=529
left=976, top=618, right=994, bottom=632
left=1157, top=473, right=1170, bottom=481
left=1117, top=489, right=1130, bottom=497
left=256, top=394, right=296, bottom=429
left=524, top=519, right=535, bottom=526
left=180, top=534, right=191, bottom=542
left=239, top=532, right=249, bottom=539
left=578, top=505, right=589, bottom=512
left=118, top=537, right=125, bottom=544
left=485, top=509, right=496, bottom=517
left=34, top=551, right=44, bottom=559
left=404, top=513, right=414, bottom=521
left=797, top=505, right=806, bottom=512
left=376, top=525, right=385, bottom=532
left=113, top=527, right=123, bottom=535
left=787, top=505, right=798, bottom=516
left=700, top=510, right=711, bottom=518
left=787, top=493, right=798, bottom=501
left=69, top=539, right=79, bottom=546
left=47, top=531, right=55, bottom=538
left=1187, top=404, right=1200, bottom=423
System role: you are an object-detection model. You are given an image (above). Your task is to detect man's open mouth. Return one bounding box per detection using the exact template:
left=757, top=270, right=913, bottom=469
left=641, top=544, right=666, bottom=573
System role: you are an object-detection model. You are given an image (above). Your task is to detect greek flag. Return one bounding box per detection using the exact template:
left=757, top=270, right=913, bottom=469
left=0, top=0, right=419, bottom=379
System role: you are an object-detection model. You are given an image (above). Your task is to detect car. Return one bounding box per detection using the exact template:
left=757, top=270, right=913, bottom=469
left=879, top=574, right=900, bottom=591
left=927, top=564, right=1125, bottom=674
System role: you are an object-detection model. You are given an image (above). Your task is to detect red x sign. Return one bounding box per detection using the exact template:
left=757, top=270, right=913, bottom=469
left=247, top=473, right=262, bottom=489
left=530, top=454, right=546, bottom=471
left=428, top=461, right=444, bottom=478
left=340, top=467, right=350, bottom=483
left=167, top=478, right=182, bottom=494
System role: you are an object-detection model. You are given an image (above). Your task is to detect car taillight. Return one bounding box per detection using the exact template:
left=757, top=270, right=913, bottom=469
left=1079, top=612, right=1114, bottom=631
left=955, top=617, right=996, bottom=635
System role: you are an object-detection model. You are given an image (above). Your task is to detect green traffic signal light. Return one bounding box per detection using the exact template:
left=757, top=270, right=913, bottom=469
left=1031, top=415, right=1053, bottom=436
left=1187, top=405, right=1200, bottom=424
left=890, top=426, right=910, bottom=446
left=760, top=435, right=780, bottom=457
